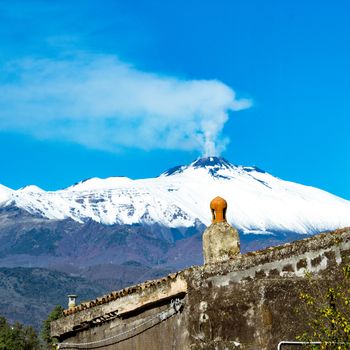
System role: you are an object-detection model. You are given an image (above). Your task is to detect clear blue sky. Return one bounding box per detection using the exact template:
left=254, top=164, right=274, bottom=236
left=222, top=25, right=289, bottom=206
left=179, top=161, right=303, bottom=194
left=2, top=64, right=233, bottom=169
left=0, top=0, right=349, bottom=199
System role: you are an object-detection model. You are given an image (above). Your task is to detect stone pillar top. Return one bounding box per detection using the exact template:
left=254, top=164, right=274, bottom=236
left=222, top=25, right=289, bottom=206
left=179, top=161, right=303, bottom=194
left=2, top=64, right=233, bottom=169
left=204, top=197, right=240, bottom=264
left=210, top=196, right=227, bottom=223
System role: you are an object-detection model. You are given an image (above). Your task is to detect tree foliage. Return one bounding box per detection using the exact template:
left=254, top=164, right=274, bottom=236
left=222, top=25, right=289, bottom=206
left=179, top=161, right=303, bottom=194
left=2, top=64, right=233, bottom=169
left=297, top=266, right=350, bottom=350
left=0, top=315, right=40, bottom=350
left=41, top=305, right=64, bottom=348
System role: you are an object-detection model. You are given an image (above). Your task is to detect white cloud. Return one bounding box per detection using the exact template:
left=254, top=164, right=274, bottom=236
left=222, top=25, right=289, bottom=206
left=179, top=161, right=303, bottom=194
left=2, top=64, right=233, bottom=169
left=0, top=53, right=251, bottom=156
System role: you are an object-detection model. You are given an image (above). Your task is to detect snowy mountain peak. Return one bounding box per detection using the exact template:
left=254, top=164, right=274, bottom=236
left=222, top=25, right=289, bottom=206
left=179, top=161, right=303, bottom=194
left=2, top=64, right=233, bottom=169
left=162, top=156, right=236, bottom=177
left=67, top=176, right=132, bottom=191
left=18, top=185, right=44, bottom=193
left=191, top=156, right=234, bottom=169
left=0, top=157, right=350, bottom=235
left=161, top=156, right=265, bottom=180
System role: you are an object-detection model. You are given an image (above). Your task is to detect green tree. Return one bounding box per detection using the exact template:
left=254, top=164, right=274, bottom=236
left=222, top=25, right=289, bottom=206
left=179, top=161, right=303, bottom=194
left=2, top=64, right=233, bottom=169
left=41, top=305, right=64, bottom=349
left=297, top=266, right=350, bottom=350
left=0, top=316, right=40, bottom=350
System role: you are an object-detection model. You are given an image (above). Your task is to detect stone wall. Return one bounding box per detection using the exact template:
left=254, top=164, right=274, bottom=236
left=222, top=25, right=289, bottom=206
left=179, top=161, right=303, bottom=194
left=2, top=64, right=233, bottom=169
left=56, top=299, right=188, bottom=349
left=52, top=227, right=350, bottom=350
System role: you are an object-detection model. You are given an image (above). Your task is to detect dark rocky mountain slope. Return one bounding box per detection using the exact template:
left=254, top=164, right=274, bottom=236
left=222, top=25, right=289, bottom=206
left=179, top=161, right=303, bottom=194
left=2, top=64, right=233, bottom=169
left=0, top=267, right=106, bottom=329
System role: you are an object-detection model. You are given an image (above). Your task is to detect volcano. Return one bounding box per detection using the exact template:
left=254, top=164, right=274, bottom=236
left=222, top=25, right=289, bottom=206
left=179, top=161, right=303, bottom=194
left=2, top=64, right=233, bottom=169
left=0, top=157, right=350, bottom=327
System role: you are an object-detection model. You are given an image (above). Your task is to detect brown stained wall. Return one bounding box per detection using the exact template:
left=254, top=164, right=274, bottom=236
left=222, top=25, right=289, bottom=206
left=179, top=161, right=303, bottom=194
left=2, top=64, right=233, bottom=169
left=185, top=228, right=350, bottom=349
left=186, top=269, right=312, bottom=349
left=57, top=300, right=189, bottom=350
left=53, top=228, right=350, bottom=350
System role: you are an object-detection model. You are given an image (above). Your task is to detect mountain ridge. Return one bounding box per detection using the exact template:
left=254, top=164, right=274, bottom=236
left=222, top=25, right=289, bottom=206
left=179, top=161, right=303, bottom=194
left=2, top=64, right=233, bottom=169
left=0, top=156, right=349, bottom=235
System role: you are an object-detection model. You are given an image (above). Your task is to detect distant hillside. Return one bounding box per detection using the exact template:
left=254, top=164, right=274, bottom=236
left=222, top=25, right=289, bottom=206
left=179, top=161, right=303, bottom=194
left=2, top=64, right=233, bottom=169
left=0, top=267, right=106, bottom=329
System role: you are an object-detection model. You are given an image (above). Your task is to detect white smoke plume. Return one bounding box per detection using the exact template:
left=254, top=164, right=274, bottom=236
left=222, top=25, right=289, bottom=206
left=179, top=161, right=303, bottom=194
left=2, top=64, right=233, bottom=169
left=0, top=53, right=251, bottom=156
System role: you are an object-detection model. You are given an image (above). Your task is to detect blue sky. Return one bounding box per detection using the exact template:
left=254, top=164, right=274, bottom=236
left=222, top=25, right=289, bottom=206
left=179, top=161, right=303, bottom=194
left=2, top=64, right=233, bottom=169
left=0, top=0, right=349, bottom=199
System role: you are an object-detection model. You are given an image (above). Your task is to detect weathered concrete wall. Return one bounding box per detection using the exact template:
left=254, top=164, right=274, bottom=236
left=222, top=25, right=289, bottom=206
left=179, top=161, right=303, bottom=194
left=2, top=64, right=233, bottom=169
left=56, top=298, right=188, bottom=349
left=52, top=272, right=188, bottom=349
left=186, top=227, right=350, bottom=349
left=52, top=227, right=350, bottom=350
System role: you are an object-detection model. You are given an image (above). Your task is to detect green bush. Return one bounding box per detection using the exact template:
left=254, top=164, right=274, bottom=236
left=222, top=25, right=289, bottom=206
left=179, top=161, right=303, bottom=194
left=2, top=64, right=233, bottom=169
left=297, top=266, right=350, bottom=350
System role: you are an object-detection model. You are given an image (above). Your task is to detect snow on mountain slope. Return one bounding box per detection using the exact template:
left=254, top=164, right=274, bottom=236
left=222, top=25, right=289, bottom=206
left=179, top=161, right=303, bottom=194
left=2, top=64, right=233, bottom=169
left=1, top=157, right=350, bottom=235
left=0, top=184, right=13, bottom=205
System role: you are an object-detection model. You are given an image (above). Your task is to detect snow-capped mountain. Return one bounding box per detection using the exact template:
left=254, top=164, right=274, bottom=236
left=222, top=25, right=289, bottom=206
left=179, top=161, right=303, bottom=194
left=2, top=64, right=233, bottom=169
left=0, top=156, right=349, bottom=306
left=1, top=156, right=350, bottom=235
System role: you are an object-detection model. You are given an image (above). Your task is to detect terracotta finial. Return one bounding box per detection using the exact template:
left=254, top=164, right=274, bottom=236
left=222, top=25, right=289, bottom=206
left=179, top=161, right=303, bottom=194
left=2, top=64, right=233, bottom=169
left=210, top=196, right=227, bottom=223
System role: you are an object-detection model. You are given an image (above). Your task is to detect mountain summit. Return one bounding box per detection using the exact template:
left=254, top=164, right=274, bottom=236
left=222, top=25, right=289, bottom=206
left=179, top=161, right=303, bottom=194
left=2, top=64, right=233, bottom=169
left=162, top=156, right=235, bottom=177
left=1, top=157, right=350, bottom=236
left=187, top=156, right=235, bottom=170
left=162, top=156, right=265, bottom=179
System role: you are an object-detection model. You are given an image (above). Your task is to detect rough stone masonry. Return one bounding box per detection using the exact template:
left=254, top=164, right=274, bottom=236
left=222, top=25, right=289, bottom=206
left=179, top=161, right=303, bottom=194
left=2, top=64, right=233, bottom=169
left=51, top=197, right=350, bottom=350
left=203, top=196, right=240, bottom=264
